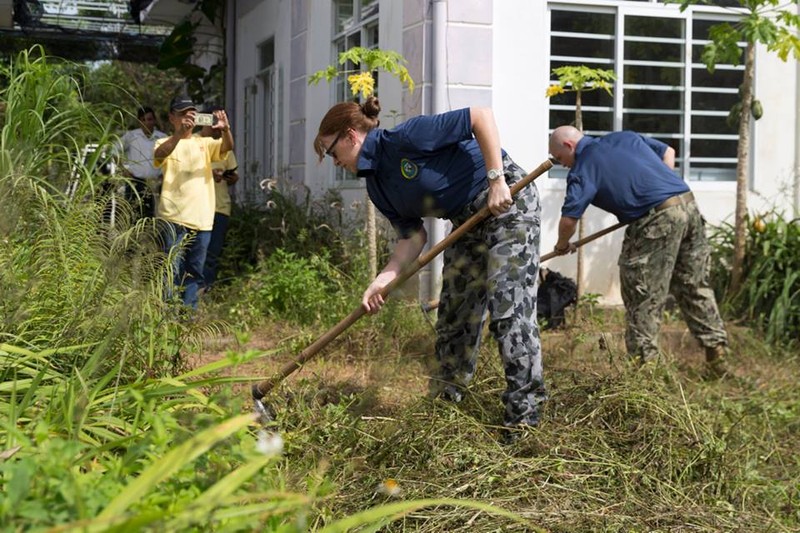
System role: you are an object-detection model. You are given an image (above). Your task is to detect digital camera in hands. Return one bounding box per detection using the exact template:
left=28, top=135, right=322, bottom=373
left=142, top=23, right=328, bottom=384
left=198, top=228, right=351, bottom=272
left=195, top=113, right=218, bottom=127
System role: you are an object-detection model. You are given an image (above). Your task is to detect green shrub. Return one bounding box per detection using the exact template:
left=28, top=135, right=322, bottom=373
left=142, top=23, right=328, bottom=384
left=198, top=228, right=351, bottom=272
left=710, top=211, right=800, bottom=346
left=220, top=184, right=355, bottom=279
left=0, top=47, right=199, bottom=378
left=226, top=248, right=357, bottom=327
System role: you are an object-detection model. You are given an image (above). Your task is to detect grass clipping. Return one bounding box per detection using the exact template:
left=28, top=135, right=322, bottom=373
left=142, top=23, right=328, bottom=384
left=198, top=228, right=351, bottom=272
left=264, top=317, right=800, bottom=532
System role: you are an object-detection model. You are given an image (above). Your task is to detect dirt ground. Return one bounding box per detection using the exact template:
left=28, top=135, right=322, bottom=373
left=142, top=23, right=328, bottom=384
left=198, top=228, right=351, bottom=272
left=189, top=306, right=752, bottom=412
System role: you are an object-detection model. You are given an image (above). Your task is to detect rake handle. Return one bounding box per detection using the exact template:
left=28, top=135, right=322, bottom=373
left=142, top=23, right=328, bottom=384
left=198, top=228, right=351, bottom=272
left=252, top=157, right=554, bottom=399
left=420, top=220, right=629, bottom=314
left=540, top=220, right=627, bottom=262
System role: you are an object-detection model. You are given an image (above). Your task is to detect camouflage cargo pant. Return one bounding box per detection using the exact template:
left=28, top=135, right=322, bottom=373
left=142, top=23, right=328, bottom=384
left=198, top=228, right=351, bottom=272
left=433, top=156, right=546, bottom=427
left=619, top=199, right=728, bottom=362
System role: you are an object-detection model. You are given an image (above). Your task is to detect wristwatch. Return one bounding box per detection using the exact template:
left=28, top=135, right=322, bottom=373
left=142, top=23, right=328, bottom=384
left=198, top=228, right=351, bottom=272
left=487, top=168, right=504, bottom=181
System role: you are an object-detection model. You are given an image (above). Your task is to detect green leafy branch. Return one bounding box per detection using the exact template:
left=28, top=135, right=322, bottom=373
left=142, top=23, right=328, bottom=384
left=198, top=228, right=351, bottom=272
left=677, top=0, right=800, bottom=71
left=308, top=47, right=415, bottom=100
left=545, top=65, right=616, bottom=98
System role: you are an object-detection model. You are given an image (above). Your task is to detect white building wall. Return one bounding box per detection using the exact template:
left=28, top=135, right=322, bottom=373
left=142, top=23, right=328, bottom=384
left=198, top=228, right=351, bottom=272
left=492, top=0, right=799, bottom=305
left=750, top=46, right=799, bottom=216
left=228, top=0, right=799, bottom=305
left=297, top=0, right=408, bottom=209
left=494, top=0, right=625, bottom=303
left=231, top=0, right=284, bottom=185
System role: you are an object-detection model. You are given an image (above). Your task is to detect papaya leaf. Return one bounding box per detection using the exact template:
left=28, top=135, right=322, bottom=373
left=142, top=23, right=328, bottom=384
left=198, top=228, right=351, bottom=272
left=308, top=47, right=414, bottom=95
left=704, top=23, right=742, bottom=69
left=769, top=29, right=800, bottom=62
left=743, top=15, right=778, bottom=46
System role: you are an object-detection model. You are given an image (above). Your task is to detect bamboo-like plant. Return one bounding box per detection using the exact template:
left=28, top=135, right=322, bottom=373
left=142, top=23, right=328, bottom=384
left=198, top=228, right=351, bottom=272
left=0, top=48, right=192, bottom=375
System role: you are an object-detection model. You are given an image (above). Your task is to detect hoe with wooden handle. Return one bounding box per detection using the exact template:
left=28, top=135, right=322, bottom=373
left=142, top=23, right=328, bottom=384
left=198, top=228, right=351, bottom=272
left=251, top=157, right=555, bottom=419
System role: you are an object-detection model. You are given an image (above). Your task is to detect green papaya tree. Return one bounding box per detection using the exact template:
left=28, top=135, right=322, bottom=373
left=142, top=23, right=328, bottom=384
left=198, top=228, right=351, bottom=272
left=546, top=66, right=616, bottom=297
left=546, top=65, right=615, bottom=131
left=309, top=47, right=415, bottom=100
left=678, top=0, right=800, bottom=295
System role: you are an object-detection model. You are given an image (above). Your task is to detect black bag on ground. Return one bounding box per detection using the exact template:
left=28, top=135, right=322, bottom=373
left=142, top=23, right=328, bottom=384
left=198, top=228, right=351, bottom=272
left=537, top=268, right=577, bottom=330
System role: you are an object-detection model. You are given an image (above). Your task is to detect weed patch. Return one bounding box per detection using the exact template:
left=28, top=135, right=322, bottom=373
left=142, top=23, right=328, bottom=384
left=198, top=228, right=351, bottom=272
left=244, top=306, right=800, bottom=532
left=710, top=212, right=800, bottom=347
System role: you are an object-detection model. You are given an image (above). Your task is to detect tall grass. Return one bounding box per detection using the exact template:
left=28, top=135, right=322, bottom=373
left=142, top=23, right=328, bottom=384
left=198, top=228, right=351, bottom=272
left=0, top=46, right=194, bottom=376
left=0, top=48, right=296, bottom=529
left=0, top=48, right=529, bottom=532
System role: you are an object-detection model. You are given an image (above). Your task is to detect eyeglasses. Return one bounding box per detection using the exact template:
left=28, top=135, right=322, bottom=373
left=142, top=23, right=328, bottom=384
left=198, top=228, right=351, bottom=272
left=325, top=131, right=343, bottom=159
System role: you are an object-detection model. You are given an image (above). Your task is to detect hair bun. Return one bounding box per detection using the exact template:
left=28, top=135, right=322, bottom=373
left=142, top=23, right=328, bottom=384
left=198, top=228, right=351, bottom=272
left=361, top=96, right=381, bottom=119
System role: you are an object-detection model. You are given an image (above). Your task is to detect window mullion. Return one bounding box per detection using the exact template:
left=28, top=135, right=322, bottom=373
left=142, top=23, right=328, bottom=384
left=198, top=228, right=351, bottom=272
left=613, top=10, right=624, bottom=132
left=682, top=14, right=692, bottom=181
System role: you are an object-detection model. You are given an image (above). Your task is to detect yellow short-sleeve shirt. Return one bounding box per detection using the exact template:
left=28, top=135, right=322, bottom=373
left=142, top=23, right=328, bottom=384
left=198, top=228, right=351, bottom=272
left=154, top=136, right=224, bottom=231
left=211, top=151, right=238, bottom=217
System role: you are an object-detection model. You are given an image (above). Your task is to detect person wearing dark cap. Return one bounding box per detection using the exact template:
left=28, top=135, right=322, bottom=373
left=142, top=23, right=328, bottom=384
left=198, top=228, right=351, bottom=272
left=198, top=103, right=239, bottom=291
left=154, top=95, right=233, bottom=309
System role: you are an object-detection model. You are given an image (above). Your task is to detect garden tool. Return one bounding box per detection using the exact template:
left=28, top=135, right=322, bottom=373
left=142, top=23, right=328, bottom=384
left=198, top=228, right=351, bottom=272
left=420, top=220, right=628, bottom=313
left=251, top=157, right=556, bottom=419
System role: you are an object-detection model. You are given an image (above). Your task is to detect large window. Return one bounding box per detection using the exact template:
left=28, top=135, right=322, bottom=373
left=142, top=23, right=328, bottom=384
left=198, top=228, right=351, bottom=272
left=331, top=0, right=379, bottom=183
left=548, top=2, right=745, bottom=181
left=243, top=38, right=280, bottom=199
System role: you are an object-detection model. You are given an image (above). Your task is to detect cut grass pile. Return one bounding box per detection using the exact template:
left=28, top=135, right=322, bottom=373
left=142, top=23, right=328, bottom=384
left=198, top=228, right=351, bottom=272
left=214, top=308, right=800, bottom=532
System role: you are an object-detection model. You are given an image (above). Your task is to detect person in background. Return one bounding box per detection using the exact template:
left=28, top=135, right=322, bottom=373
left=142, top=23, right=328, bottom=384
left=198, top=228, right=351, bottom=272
left=314, top=97, right=545, bottom=440
left=548, top=125, right=729, bottom=377
left=118, top=106, right=167, bottom=219
left=154, top=95, right=233, bottom=310
left=199, top=104, right=239, bottom=291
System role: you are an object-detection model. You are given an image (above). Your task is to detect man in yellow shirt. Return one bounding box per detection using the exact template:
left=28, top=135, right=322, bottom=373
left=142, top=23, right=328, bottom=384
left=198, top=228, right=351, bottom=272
left=198, top=104, right=239, bottom=291
left=154, top=95, right=233, bottom=309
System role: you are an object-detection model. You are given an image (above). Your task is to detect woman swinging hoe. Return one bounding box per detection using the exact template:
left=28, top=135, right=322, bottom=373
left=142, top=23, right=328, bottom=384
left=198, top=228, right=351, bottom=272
left=315, top=98, right=546, bottom=439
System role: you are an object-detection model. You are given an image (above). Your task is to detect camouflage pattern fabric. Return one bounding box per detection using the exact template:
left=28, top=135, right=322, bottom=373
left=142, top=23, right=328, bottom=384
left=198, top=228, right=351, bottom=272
left=619, top=200, right=728, bottom=362
left=433, top=156, right=546, bottom=427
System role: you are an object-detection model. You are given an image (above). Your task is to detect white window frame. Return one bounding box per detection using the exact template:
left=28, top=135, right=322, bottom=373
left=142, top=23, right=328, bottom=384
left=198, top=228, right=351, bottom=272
left=330, top=0, right=380, bottom=188
left=548, top=0, right=746, bottom=187
left=242, top=39, right=280, bottom=201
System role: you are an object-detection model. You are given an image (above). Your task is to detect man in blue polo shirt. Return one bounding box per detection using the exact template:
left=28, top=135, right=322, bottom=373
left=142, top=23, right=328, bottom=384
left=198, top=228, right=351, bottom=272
left=549, top=126, right=729, bottom=377
left=315, top=97, right=545, bottom=439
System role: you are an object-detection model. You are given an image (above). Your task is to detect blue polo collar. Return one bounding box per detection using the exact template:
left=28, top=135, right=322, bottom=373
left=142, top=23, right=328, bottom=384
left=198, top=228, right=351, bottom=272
left=356, top=129, right=380, bottom=178
left=575, top=135, right=595, bottom=157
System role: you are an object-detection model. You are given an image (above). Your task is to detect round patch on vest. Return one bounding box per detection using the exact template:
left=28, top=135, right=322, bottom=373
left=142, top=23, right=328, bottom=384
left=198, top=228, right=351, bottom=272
left=400, top=158, right=418, bottom=180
